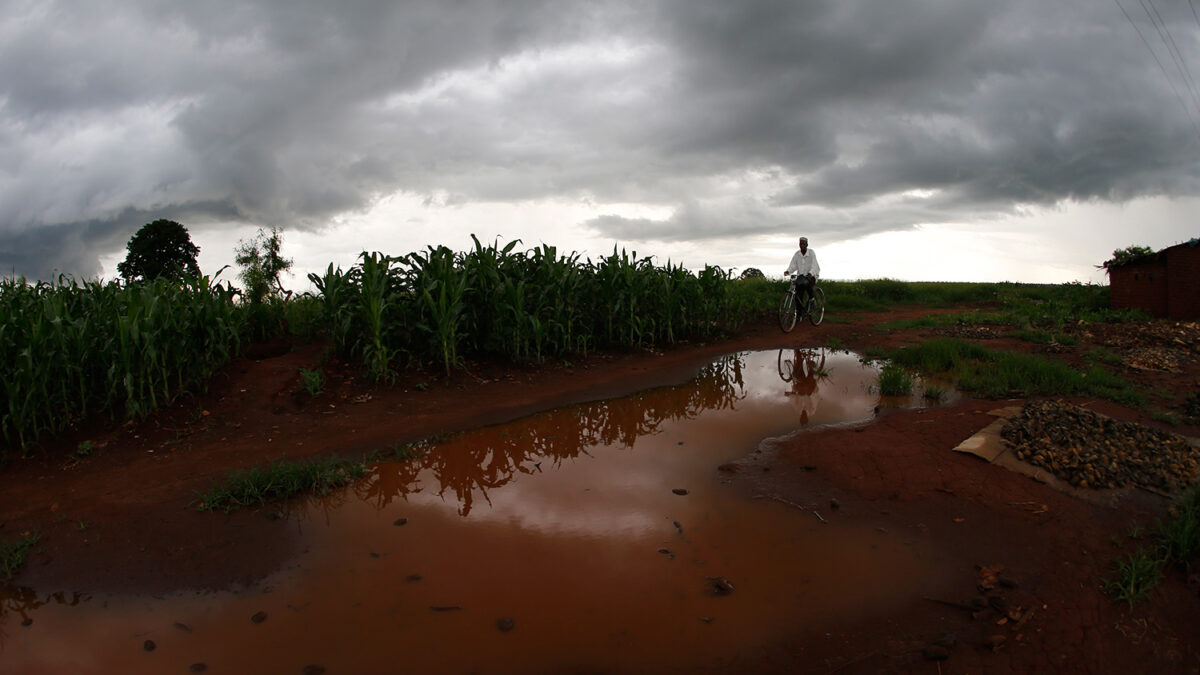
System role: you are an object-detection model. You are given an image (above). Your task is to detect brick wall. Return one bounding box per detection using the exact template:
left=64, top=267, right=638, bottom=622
left=1110, top=258, right=1168, bottom=316
left=1165, top=245, right=1200, bottom=319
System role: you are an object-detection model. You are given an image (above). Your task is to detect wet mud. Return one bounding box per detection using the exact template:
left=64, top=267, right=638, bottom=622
left=2, top=350, right=965, bottom=673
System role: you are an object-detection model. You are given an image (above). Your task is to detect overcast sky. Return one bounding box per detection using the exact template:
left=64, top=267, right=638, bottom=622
left=2, top=0, right=1198, bottom=288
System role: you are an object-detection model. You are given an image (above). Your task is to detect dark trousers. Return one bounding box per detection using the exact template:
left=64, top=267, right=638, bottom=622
left=793, top=275, right=814, bottom=306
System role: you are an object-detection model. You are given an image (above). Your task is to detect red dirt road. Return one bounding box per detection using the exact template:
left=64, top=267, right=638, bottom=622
left=2, top=306, right=1198, bottom=673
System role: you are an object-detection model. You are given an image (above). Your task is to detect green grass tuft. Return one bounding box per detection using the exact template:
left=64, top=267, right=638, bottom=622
left=1103, top=548, right=1163, bottom=608
left=1157, top=487, right=1200, bottom=567
left=0, top=531, right=40, bottom=580
left=877, top=363, right=915, bottom=396
left=196, top=455, right=368, bottom=512
left=299, top=367, right=325, bottom=397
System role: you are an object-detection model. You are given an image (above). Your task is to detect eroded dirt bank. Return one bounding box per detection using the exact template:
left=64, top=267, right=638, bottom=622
left=2, top=306, right=1198, bottom=673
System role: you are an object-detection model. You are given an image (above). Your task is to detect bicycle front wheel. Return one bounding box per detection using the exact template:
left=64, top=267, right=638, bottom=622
left=808, top=287, right=826, bottom=326
left=779, top=291, right=798, bottom=332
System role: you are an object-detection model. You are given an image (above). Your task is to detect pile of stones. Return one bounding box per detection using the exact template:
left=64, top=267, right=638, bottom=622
left=1001, top=400, right=1199, bottom=493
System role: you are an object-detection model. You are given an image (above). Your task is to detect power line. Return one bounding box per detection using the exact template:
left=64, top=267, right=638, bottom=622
left=1142, top=0, right=1200, bottom=116
left=1114, top=0, right=1200, bottom=137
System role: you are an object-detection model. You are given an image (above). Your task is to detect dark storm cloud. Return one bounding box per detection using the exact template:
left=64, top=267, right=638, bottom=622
left=1, top=0, right=1198, bottom=279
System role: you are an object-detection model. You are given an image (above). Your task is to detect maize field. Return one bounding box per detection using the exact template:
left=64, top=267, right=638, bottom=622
left=0, top=275, right=243, bottom=452
left=310, top=237, right=753, bottom=378
left=2, top=238, right=765, bottom=454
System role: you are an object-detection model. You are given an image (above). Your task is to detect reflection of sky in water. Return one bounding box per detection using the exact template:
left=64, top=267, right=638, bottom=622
left=1, top=349, right=958, bottom=675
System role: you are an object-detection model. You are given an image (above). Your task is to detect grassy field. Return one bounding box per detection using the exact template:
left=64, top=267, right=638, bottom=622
left=0, top=237, right=1150, bottom=457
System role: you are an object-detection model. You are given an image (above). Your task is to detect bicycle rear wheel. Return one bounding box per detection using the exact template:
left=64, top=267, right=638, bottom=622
left=778, top=291, right=798, bottom=332
left=808, top=287, right=826, bottom=326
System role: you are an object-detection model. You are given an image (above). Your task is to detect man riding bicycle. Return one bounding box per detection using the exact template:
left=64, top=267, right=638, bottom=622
left=784, top=236, right=820, bottom=310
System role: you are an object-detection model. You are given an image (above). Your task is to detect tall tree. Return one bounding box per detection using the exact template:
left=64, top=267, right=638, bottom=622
left=235, top=226, right=293, bottom=304
left=117, top=219, right=201, bottom=282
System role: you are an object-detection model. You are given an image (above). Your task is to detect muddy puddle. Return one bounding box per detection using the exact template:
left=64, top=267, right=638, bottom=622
left=2, top=349, right=959, bottom=674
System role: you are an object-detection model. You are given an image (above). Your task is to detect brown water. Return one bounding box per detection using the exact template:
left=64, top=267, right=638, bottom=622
left=1, top=350, right=956, bottom=674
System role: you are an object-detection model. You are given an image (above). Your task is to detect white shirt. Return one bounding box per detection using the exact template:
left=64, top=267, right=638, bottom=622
left=785, top=248, right=820, bottom=278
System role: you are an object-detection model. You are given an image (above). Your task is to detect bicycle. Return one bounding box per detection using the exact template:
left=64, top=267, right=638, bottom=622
left=778, top=276, right=825, bottom=332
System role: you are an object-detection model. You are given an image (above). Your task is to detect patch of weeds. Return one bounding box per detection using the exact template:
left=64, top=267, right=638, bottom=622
left=877, top=363, right=915, bottom=396
left=0, top=531, right=41, bottom=580
left=75, top=440, right=94, bottom=458
left=889, top=337, right=1143, bottom=405
left=1103, top=487, right=1200, bottom=607
left=1157, top=488, right=1200, bottom=567
left=1150, top=409, right=1180, bottom=426
left=196, top=455, right=368, bottom=513
left=1084, top=347, right=1123, bottom=366
left=825, top=336, right=845, bottom=351
left=922, top=384, right=948, bottom=402
left=863, top=347, right=888, bottom=362
left=299, top=367, right=325, bottom=397
left=1008, top=328, right=1054, bottom=344
left=413, top=382, right=430, bottom=392
left=77, top=520, right=89, bottom=531
left=1103, top=548, right=1163, bottom=608
left=1056, top=334, right=1080, bottom=346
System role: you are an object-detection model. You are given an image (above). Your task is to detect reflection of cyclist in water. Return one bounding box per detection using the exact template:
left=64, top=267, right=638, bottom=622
left=777, top=349, right=826, bottom=425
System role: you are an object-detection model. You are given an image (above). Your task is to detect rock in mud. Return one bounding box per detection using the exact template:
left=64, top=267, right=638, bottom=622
left=496, top=617, right=516, bottom=632
left=20, top=618, right=32, bottom=627
left=672, top=488, right=689, bottom=495
left=1001, top=399, right=1199, bottom=492
left=251, top=611, right=268, bottom=624
left=189, top=664, right=207, bottom=673
left=707, top=576, right=735, bottom=596
left=393, top=517, right=408, bottom=526
left=173, top=621, right=192, bottom=633
left=303, top=667, right=326, bottom=675
left=142, top=640, right=155, bottom=652
left=717, top=462, right=739, bottom=473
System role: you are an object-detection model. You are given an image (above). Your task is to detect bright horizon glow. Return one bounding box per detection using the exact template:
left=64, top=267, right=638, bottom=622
left=95, top=193, right=1198, bottom=292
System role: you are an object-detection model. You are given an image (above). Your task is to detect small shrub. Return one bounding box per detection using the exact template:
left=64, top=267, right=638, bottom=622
left=1157, top=488, right=1200, bottom=567
left=877, top=363, right=915, bottom=396
left=299, top=367, right=325, bottom=397
left=0, top=531, right=40, bottom=580
left=1103, top=548, right=1163, bottom=607
left=923, top=384, right=948, bottom=402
